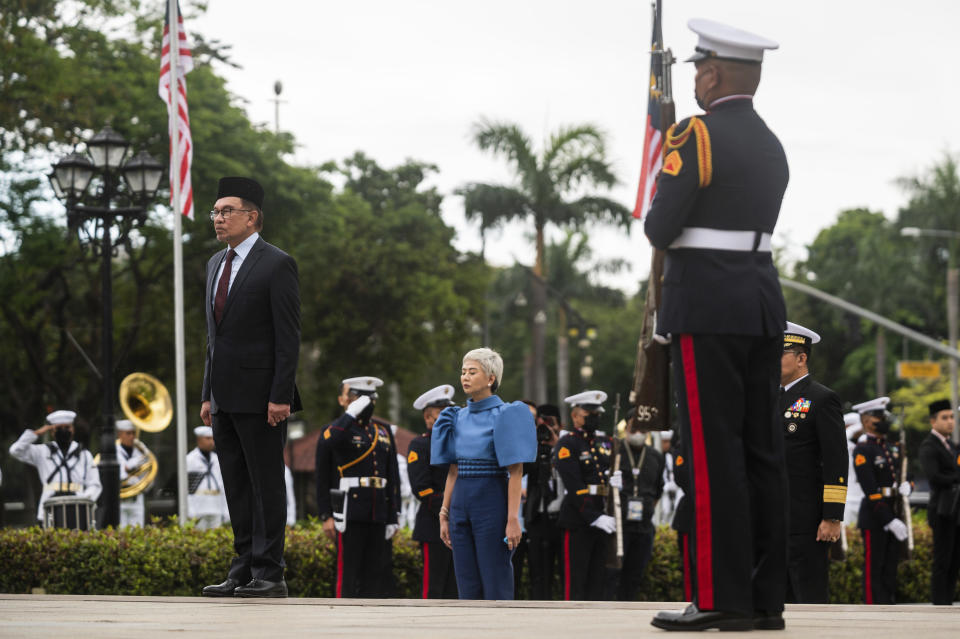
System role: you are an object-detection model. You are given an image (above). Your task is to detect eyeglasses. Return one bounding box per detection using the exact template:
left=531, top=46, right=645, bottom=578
left=208, top=207, right=253, bottom=221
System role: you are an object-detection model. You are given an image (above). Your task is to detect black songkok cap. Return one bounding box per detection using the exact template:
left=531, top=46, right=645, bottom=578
left=929, top=398, right=952, bottom=416
left=217, top=177, right=264, bottom=209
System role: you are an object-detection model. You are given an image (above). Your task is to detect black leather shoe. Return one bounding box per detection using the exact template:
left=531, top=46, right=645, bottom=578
left=233, top=578, right=288, bottom=598
left=202, top=578, right=242, bottom=597
left=753, top=611, right=785, bottom=630
left=651, top=604, right=754, bottom=632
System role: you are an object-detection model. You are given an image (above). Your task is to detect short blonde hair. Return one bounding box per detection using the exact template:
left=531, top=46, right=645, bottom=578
left=463, top=347, right=504, bottom=391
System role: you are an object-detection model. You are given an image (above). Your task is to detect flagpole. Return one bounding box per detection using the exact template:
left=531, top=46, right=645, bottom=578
left=168, top=0, right=189, bottom=523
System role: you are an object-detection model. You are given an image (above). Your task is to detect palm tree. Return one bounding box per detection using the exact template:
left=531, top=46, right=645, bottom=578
left=459, top=119, right=630, bottom=403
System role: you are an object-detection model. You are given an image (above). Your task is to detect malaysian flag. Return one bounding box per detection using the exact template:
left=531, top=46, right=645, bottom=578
left=632, top=0, right=666, bottom=219
left=158, top=0, right=194, bottom=219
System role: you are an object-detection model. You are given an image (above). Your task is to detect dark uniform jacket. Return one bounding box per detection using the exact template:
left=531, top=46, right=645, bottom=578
left=613, top=440, right=665, bottom=534
left=919, top=432, right=960, bottom=521
left=644, top=97, right=789, bottom=337
left=553, top=428, right=609, bottom=530
left=781, top=376, right=848, bottom=533
left=407, top=432, right=448, bottom=543
left=852, top=434, right=901, bottom=530
left=524, top=440, right=561, bottom=525
left=315, top=413, right=400, bottom=524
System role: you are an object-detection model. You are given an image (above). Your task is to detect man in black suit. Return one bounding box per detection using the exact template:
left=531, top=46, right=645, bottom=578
left=919, top=399, right=960, bottom=605
left=779, top=322, right=847, bottom=603
left=646, top=18, right=789, bottom=632
left=200, top=177, right=301, bottom=598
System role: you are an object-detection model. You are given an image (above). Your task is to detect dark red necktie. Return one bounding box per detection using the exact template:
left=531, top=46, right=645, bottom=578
left=213, top=249, right=236, bottom=324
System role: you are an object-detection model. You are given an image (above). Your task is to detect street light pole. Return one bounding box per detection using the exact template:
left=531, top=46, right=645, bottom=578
left=50, top=126, right=162, bottom=527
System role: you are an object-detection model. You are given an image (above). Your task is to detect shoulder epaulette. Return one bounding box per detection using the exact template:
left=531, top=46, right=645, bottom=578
left=664, top=116, right=713, bottom=188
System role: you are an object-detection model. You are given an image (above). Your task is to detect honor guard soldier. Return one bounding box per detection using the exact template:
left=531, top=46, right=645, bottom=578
left=844, top=412, right=866, bottom=526
left=851, top=397, right=911, bottom=604
left=919, top=399, right=960, bottom=605
left=645, top=17, right=789, bottom=633
left=316, top=376, right=401, bottom=598
left=670, top=428, right=695, bottom=602
left=554, top=391, right=619, bottom=600
left=613, top=419, right=665, bottom=601
left=407, top=384, right=459, bottom=599
left=9, top=410, right=102, bottom=524
left=116, top=420, right=146, bottom=527
left=779, top=322, right=847, bottom=603
left=525, top=404, right=564, bottom=600
left=186, top=426, right=229, bottom=529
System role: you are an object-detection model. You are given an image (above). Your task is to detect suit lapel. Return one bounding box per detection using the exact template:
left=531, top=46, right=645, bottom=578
left=220, top=237, right=265, bottom=322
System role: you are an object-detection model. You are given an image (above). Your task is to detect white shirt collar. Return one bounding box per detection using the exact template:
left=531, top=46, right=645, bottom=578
left=231, top=231, right=259, bottom=260
left=782, top=373, right=809, bottom=393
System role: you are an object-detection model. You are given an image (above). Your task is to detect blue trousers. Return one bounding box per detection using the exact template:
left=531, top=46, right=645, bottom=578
left=450, top=475, right=514, bottom=599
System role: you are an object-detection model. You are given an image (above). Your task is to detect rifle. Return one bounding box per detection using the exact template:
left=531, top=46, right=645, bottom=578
left=899, top=426, right=914, bottom=556
left=611, top=393, right=624, bottom=564
left=629, top=0, right=675, bottom=434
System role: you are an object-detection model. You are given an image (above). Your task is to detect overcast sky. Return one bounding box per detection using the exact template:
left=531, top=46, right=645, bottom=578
left=189, top=0, right=960, bottom=294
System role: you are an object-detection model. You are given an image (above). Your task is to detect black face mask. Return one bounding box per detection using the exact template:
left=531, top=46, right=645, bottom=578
left=583, top=413, right=600, bottom=430
left=873, top=418, right=891, bottom=435
left=358, top=400, right=376, bottom=423
left=54, top=428, right=73, bottom=451
left=695, top=90, right=706, bottom=111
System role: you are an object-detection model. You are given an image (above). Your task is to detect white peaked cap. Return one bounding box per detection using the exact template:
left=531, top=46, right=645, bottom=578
left=564, top=390, right=608, bottom=413
left=341, top=376, right=384, bottom=393
left=194, top=426, right=213, bottom=437
left=413, top=384, right=455, bottom=410
left=852, top=397, right=890, bottom=414
left=46, top=410, right=77, bottom=425
left=686, top=18, right=779, bottom=63
left=784, top=321, right=821, bottom=346
left=115, top=419, right=134, bottom=432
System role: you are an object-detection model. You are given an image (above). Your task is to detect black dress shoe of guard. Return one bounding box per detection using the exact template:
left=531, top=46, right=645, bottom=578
left=651, top=604, right=754, bottom=632
left=202, top=578, right=242, bottom=597
left=233, top=578, right=288, bottom=598
left=753, top=611, right=785, bottom=630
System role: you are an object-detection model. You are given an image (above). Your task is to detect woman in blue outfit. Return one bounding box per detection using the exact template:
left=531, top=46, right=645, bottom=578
left=431, top=348, right=537, bottom=599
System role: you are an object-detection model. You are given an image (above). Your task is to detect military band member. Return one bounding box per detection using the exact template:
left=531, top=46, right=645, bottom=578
left=779, top=322, right=847, bottom=603
left=844, top=412, right=866, bottom=527
left=9, top=410, right=102, bottom=524
left=316, top=376, right=401, bottom=598
left=186, top=426, right=229, bottom=530
left=919, top=399, right=960, bottom=605
left=852, top=396, right=911, bottom=605
left=653, top=430, right=681, bottom=526
left=116, top=419, right=146, bottom=527
left=645, top=18, right=789, bottom=632
left=554, top=391, right=619, bottom=600
left=614, top=419, right=665, bottom=601
left=407, top=384, right=458, bottom=599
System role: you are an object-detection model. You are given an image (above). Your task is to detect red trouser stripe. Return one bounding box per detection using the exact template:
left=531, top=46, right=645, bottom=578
left=864, top=529, right=873, bottom=605
left=336, top=532, right=344, bottom=599
left=681, top=334, right=715, bottom=610
left=563, top=530, right=572, bottom=601
left=422, top=542, right=431, bottom=599
left=682, top=533, right=692, bottom=602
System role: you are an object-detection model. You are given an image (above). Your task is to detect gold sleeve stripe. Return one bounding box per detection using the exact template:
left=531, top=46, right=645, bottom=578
left=691, top=118, right=713, bottom=188
left=823, top=485, right=848, bottom=504
left=417, top=488, right=434, bottom=497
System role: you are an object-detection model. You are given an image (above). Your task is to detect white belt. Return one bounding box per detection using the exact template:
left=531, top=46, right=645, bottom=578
left=669, top=227, right=772, bottom=252
left=44, top=482, right=84, bottom=493
left=195, top=489, right=221, bottom=496
left=340, top=476, right=388, bottom=489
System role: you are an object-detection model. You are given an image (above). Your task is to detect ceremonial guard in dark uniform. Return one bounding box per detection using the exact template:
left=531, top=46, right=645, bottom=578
left=613, top=422, right=665, bottom=601
left=525, top=404, right=564, bottom=600
left=919, top=399, right=960, bottom=605
left=315, top=376, right=400, bottom=598
left=554, top=391, right=618, bottom=600
left=645, top=18, right=789, bottom=632
left=851, top=396, right=911, bottom=605
left=670, top=428, right=695, bottom=602
left=780, top=322, right=847, bottom=603
left=407, top=384, right=458, bottom=599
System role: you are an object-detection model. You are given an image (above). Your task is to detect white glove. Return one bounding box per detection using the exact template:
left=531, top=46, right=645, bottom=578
left=591, top=514, right=617, bottom=534
left=609, top=470, right=623, bottom=491
left=898, top=481, right=912, bottom=497
left=884, top=518, right=909, bottom=542
left=385, top=524, right=399, bottom=540
left=346, top=395, right=371, bottom=418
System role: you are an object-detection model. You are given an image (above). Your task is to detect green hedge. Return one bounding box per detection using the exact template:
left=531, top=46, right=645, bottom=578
left=0, top=517, right=952, bottom=602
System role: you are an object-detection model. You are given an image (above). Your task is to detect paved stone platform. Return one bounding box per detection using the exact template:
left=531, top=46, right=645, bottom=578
left=1, top=595, right=958, bottom=638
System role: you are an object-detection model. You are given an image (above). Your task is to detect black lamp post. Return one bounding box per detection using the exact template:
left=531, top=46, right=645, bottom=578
left=49, top=125, right=163, bottom=528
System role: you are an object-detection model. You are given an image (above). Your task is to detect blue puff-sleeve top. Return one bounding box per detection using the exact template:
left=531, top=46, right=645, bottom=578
left=430, top=395, right=537, bottom=468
